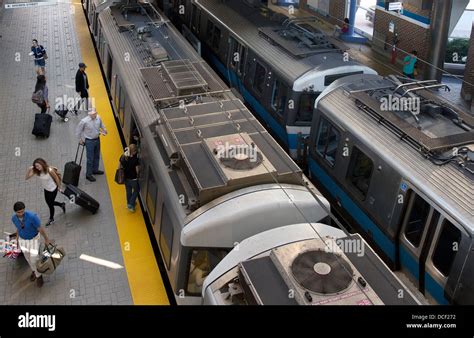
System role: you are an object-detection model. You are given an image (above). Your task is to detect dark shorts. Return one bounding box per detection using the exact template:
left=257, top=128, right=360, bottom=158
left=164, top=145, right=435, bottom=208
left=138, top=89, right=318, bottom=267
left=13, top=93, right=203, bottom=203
left=34, top=58, right=46, bottom=67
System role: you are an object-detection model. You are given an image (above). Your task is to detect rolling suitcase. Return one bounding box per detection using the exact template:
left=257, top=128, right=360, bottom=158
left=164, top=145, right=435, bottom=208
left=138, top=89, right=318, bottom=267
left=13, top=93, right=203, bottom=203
left=63, top=184, right=100, bottom=214
left=54, top=104, right=70, bottom=121
left=32, top=113, right=52, bottom=138
left=62, top=144, right=84, bottom=186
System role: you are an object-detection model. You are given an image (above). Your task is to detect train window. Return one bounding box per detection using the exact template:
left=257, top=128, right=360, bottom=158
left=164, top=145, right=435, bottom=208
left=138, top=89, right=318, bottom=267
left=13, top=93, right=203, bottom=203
left=212, top=26, right=221, bottom=51
left=186, top=249, right=228, bottom=295
left=146, top=170, right=158, bottom=224
left=253, top=62, right=266, bottom=95
left=191, top=5, right=200, bottom=32
left=316, top=118, right=340, bottom=167
left=160, top=206, right=174, bottom=270
left=324, top=71, right=363, bottom=86
left=119, top=88, right=125, bottom=127
left=346, top=146, right=374, bottom=199
left=404, top=193, right=431, bottom=247
left=239, top=47, right=247, bottom=75
left=271, top=79, right=288, bottom=117
left=229, top=37, right=240, bottom=69
left=114, top=80, right=120, bottom=112
left=296, top=93, right=319, bottom=124
left=432, top=220, right=461, bottom=277
left=206, top=20, right=214, bottom=44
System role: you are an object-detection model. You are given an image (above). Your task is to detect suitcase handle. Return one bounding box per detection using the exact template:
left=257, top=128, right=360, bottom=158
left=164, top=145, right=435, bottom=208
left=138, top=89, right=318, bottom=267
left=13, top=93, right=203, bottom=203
left=74, top=143, right=85, bottom=164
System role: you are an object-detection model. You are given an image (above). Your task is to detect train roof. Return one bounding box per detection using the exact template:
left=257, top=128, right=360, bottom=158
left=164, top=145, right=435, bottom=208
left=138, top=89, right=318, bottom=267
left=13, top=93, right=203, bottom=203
left=203, top=223, right=420, bottom=305
left=316, top=74, right=474, bottom=231
left=195, top=0, right=369, bottom=84
left=99, top=3, right=304, bottom=211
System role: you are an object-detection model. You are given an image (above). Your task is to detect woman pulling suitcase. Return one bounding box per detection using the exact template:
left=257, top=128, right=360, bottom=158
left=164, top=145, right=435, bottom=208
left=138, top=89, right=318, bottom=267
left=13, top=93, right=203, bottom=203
left=25, top=158, right=66, bottom=227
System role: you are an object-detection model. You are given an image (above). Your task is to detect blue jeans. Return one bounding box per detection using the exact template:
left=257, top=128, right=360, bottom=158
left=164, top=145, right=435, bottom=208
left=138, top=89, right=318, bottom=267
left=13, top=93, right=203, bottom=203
left=85, top=138, right=100, bottom=176
left=125, top=179, right=140, bottom=207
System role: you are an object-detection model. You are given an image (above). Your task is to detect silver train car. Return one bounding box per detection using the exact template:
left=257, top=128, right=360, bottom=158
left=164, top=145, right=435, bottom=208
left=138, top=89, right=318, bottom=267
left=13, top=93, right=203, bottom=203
left=85, top=0, right=330, bottom=304
left=202, top=223, right=420, bottom=305
left=166, top=0, right=376, bottom=159
left=307, top=74, right=474, bottom=305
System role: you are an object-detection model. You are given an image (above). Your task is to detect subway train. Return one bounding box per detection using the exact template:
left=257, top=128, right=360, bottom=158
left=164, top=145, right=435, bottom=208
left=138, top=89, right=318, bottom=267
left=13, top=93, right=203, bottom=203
left=84, top=0, right=332, bottom=304
left=202, top=223, right=420, bottom=305
left=166, top=0, right=376, bottom=159
left=83, top=1, right=473, bottom=306
left=163, top=0, right=474, bottom=305
left=307, top=73, right=474, bottom=305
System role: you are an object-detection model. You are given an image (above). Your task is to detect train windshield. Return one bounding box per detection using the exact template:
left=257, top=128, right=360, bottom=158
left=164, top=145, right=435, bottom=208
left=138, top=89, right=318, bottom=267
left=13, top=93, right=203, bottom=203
left=186, top=249, right=229, bottom=296
left=296, top=92, right=320, bottom=125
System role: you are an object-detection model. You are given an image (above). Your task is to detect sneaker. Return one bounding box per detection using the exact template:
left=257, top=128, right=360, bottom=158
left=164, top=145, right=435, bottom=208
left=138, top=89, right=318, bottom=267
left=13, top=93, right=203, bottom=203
left=45, top=219, right=54, bottom=227
left=29, top=272, right=36, bottom=282
left=86, top=175, right=96, bottom=182
left=73, top=109, right=78, bottom=116
left=127, top=205, right=135, bottom=213
left=93, top=170, right=104, bottom=175
left=36, top=276, right=44, bottom=288
left=61, top=202, right=66, bottom=214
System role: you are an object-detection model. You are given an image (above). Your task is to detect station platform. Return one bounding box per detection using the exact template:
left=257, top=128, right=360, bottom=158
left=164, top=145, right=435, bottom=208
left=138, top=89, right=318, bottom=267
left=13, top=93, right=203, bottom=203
left=0, top=0, right=168, bottom=305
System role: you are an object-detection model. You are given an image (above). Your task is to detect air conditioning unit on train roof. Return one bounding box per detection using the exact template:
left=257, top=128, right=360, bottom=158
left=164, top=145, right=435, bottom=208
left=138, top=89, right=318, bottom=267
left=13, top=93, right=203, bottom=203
left=268, top=239, right=384, bottom=305
left=204, top=133, right=277, bottom=184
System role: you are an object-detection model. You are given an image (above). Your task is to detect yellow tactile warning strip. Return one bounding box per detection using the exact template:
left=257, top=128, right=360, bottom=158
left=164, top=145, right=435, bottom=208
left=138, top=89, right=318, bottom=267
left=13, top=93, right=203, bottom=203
left=73, top=2, right=169, bottom=305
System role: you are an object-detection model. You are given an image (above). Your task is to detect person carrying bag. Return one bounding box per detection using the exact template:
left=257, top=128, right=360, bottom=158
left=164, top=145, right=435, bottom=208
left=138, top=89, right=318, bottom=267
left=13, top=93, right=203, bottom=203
left=119, top=145, right=140, bottom=212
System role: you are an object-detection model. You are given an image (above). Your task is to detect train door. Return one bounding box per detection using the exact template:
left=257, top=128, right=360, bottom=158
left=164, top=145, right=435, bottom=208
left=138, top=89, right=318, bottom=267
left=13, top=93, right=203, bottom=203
left=228, top=37, right=245, bottom=87
left=398, top=190, right=439, bottom=295
left=424, top=217, right=464, bottom=304
left=129, top=114, right=140, bottom=148
left=106, top=50, right=113, bottom=87
left=145, top=168, right=163, bottom=245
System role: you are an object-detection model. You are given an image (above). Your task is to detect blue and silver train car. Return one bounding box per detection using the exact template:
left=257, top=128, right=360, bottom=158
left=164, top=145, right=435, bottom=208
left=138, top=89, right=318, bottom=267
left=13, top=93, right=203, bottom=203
left=202, top=223, right=420, bottom=305
left=307, top=73, right=474, bottom=304
left=86, top=0, right=330, bottom=304
left=168, top=0, right=376, bottom=159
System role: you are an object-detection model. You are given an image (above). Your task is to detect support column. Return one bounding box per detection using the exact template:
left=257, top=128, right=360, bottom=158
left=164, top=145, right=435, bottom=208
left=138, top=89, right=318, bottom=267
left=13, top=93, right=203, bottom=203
left=341, top=0, right=367, bottom=43
left=425, top=0, right=453, bottom=82
left=347, top=0, right=356, bottom=36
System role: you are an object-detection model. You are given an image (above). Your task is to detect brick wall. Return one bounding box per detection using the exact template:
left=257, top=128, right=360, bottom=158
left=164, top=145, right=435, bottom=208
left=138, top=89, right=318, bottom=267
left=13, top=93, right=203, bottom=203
left=299, top=0, right=346, bottom=26
left=372, top=8, right=431, bottom=72
left=461, top=22, right=474, bottom=101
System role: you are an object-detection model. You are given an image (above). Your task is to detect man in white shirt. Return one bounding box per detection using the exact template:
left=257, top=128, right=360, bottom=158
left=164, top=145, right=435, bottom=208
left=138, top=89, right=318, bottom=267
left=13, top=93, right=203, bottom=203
left=75, top=108, right=107, bottom=182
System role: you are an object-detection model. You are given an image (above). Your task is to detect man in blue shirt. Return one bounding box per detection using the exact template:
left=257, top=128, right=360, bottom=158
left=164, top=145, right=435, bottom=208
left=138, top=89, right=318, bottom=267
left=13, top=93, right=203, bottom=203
left=403, top=50, right=418, bottom=79
left=11, top=201, right=50, bottom=288
left=30, top=39, right=47, bottom=75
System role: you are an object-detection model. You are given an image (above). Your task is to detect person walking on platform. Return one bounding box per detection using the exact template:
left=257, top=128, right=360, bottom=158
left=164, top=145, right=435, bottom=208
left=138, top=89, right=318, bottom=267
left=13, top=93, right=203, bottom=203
left=73, top=63, right=89, bottom=115
left=76, top=108, right=107, bottom=182
left=30, top=39, right=47, bottom=75
left=32, top=75, right=49, bottom=114
left=120, top=144, right=140, bottom=212
left=11, top=201, right=51, bottom=288
left=25, top=158, right=66, bottom=227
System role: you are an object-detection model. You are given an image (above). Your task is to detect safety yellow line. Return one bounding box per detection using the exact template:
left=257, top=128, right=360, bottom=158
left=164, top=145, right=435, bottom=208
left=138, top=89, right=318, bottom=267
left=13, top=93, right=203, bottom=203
left=73, top=4, right=169, bottom=305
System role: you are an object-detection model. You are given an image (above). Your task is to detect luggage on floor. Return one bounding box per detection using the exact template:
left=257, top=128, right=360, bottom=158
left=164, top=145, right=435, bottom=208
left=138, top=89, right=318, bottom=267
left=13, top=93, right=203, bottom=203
left=32, top=113, right=52, bottom=138
left=54, top=104, right=70, bottom=121
left=62, top=144, right=84, bottom=186
left=63, top=184, right=100, bottom=214
left=36, top=243, right=66, bottom=274
left=1, top=232, right=22, bottom=259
